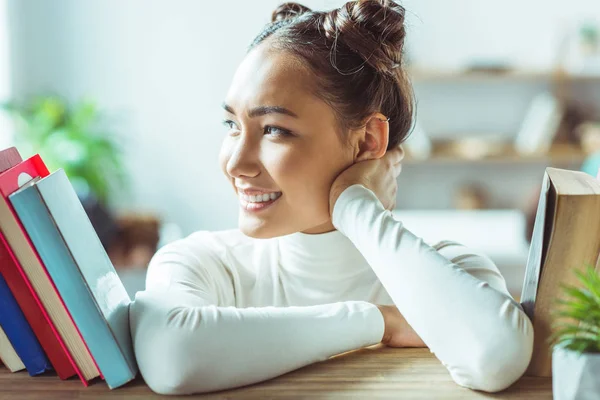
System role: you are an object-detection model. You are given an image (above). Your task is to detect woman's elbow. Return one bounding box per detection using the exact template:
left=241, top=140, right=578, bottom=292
left=463, top=312, right=534, bottom=392
left=129, top=291, right=207, bottom=395
left=133, top=336, right=192, bottom=395
left=135, top=344, right=191, bottom=395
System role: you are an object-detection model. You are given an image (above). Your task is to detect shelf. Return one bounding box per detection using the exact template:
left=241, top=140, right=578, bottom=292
left=408, top=68, right=600, bottom=83
left=404, top=143, right=587, bottom=166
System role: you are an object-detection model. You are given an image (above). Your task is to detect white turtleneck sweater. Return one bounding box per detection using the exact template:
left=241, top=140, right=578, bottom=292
left=129, top=185, right=534, bottom=395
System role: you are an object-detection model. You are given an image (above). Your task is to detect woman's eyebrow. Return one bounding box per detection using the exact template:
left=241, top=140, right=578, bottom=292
left=222, top=103, right=298, bottom=118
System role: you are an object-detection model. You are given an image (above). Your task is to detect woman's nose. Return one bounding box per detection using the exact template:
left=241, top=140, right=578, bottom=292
left=226, top=136, right=261, bottom=179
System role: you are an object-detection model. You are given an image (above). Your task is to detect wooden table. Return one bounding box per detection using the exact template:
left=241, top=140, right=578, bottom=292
left=0, top=346, right=552, bottom=399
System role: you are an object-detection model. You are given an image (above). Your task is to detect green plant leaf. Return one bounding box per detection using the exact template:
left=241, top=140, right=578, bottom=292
left=552, top=265, right=600, bottom=354
left=7, top=95, right=127, bottom=205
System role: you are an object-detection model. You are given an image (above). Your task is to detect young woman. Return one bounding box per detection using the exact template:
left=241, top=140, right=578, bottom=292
left=130, top=1, right=533, bottom=395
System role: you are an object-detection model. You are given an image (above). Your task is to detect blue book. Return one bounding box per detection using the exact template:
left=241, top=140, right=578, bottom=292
left=0, top=273, right=52, bottom=376
left=10, top=169, right=138, bottom=389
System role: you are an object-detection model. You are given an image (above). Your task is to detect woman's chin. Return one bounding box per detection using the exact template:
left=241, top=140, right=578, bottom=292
left=239, top=221, right=277, bottom=239
left=238, top=210, right=334, bottom=238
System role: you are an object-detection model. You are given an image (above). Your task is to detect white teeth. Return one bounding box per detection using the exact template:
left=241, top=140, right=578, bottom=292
left=240, top=192, right=281, bottom=203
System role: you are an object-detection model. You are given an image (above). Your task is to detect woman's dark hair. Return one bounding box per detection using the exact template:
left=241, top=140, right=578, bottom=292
left=250, top=0, right=414, bottom=149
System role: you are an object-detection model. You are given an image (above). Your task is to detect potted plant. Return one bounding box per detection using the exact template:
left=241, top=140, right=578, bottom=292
left=552, top=265, right=600, bottom=400
left=2, top=95, right=127, bottom=205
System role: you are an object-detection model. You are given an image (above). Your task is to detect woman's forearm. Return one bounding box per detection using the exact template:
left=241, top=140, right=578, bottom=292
left=129, top=290, right=384, bottom=395
left=333, top=185, right=534, bottom=392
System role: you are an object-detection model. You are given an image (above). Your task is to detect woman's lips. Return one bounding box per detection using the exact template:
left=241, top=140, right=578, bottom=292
left=236, top=186, right=280, bottom=195
left=239, top=193, right=281, bottom=212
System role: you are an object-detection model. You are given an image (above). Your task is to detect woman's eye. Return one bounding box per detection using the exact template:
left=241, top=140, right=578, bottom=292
left=264, top=125, right=293, bottom=137
left=222, top=120, right=240, bottom=133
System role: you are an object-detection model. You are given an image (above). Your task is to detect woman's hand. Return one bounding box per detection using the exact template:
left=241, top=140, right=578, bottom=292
left=376, top=305, right=427, bottom=348
left=329, top=145, right=404, bottom=216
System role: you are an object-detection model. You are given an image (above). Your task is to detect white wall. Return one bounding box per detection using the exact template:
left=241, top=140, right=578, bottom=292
left=404, top=0, right=599, bottom=71
left=7, top=0, right=600, bottom=235
left=0, top=0, right=12, bottom=149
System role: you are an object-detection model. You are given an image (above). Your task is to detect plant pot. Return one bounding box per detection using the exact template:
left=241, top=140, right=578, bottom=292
left=553, top=346, right=600, bottom=400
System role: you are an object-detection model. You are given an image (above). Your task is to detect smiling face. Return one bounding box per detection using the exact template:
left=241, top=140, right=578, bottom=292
left=219, top=43, right=355, bottom=238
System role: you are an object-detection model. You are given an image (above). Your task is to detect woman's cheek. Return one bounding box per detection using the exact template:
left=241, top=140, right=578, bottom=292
left=218, top=141, right=233, bottom=177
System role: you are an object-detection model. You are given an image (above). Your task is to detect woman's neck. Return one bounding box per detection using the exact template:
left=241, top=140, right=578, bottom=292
left=300, top=220, right=336, bottom=235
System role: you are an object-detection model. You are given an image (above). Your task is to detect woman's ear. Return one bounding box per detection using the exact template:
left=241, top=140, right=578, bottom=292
left=354, top=113, right=390, bottom=162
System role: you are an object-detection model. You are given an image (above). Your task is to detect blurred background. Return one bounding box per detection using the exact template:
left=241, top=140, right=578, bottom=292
left=1, top=0, right=599, bottom=299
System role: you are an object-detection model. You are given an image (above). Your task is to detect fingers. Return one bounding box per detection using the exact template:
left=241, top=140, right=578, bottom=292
left=387, top=147, right=403, bottom=178
left=394, top=162, right=402, bottom=178
left=394, top=145, right=405, bottom=164
left=385, top=145, right=405, bottom=165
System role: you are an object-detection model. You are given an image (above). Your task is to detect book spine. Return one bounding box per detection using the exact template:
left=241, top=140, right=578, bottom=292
left=0, top=273, right=52, bottom=376
left=38, top=170, right=137, bottom=382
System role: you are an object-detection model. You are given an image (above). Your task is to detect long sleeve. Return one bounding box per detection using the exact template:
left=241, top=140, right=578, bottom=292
left=332, top=184, right=534, bottom=393
left=129, top=235, right=384, bottom=395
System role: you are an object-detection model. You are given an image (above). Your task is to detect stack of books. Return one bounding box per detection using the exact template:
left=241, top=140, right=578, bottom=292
left=0, top=146, right=137, bottom=389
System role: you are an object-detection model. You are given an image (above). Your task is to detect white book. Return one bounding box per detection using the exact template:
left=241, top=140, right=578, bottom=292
left=515, top=92, right=563, bottom=155
left=0, top=325, right=25, bottom=372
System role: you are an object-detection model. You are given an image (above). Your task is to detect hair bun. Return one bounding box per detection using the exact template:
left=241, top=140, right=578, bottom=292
left=271, top=2, right=312, bottom=23
left=323, top=0, right=407, bottom=75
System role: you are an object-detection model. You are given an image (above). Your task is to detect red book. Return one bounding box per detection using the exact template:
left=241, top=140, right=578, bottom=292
left=0, top=148, right=75, bottom=379
left=0, top=155, right=101, bottom=385
left=0, top=234, right=75, bottom=379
